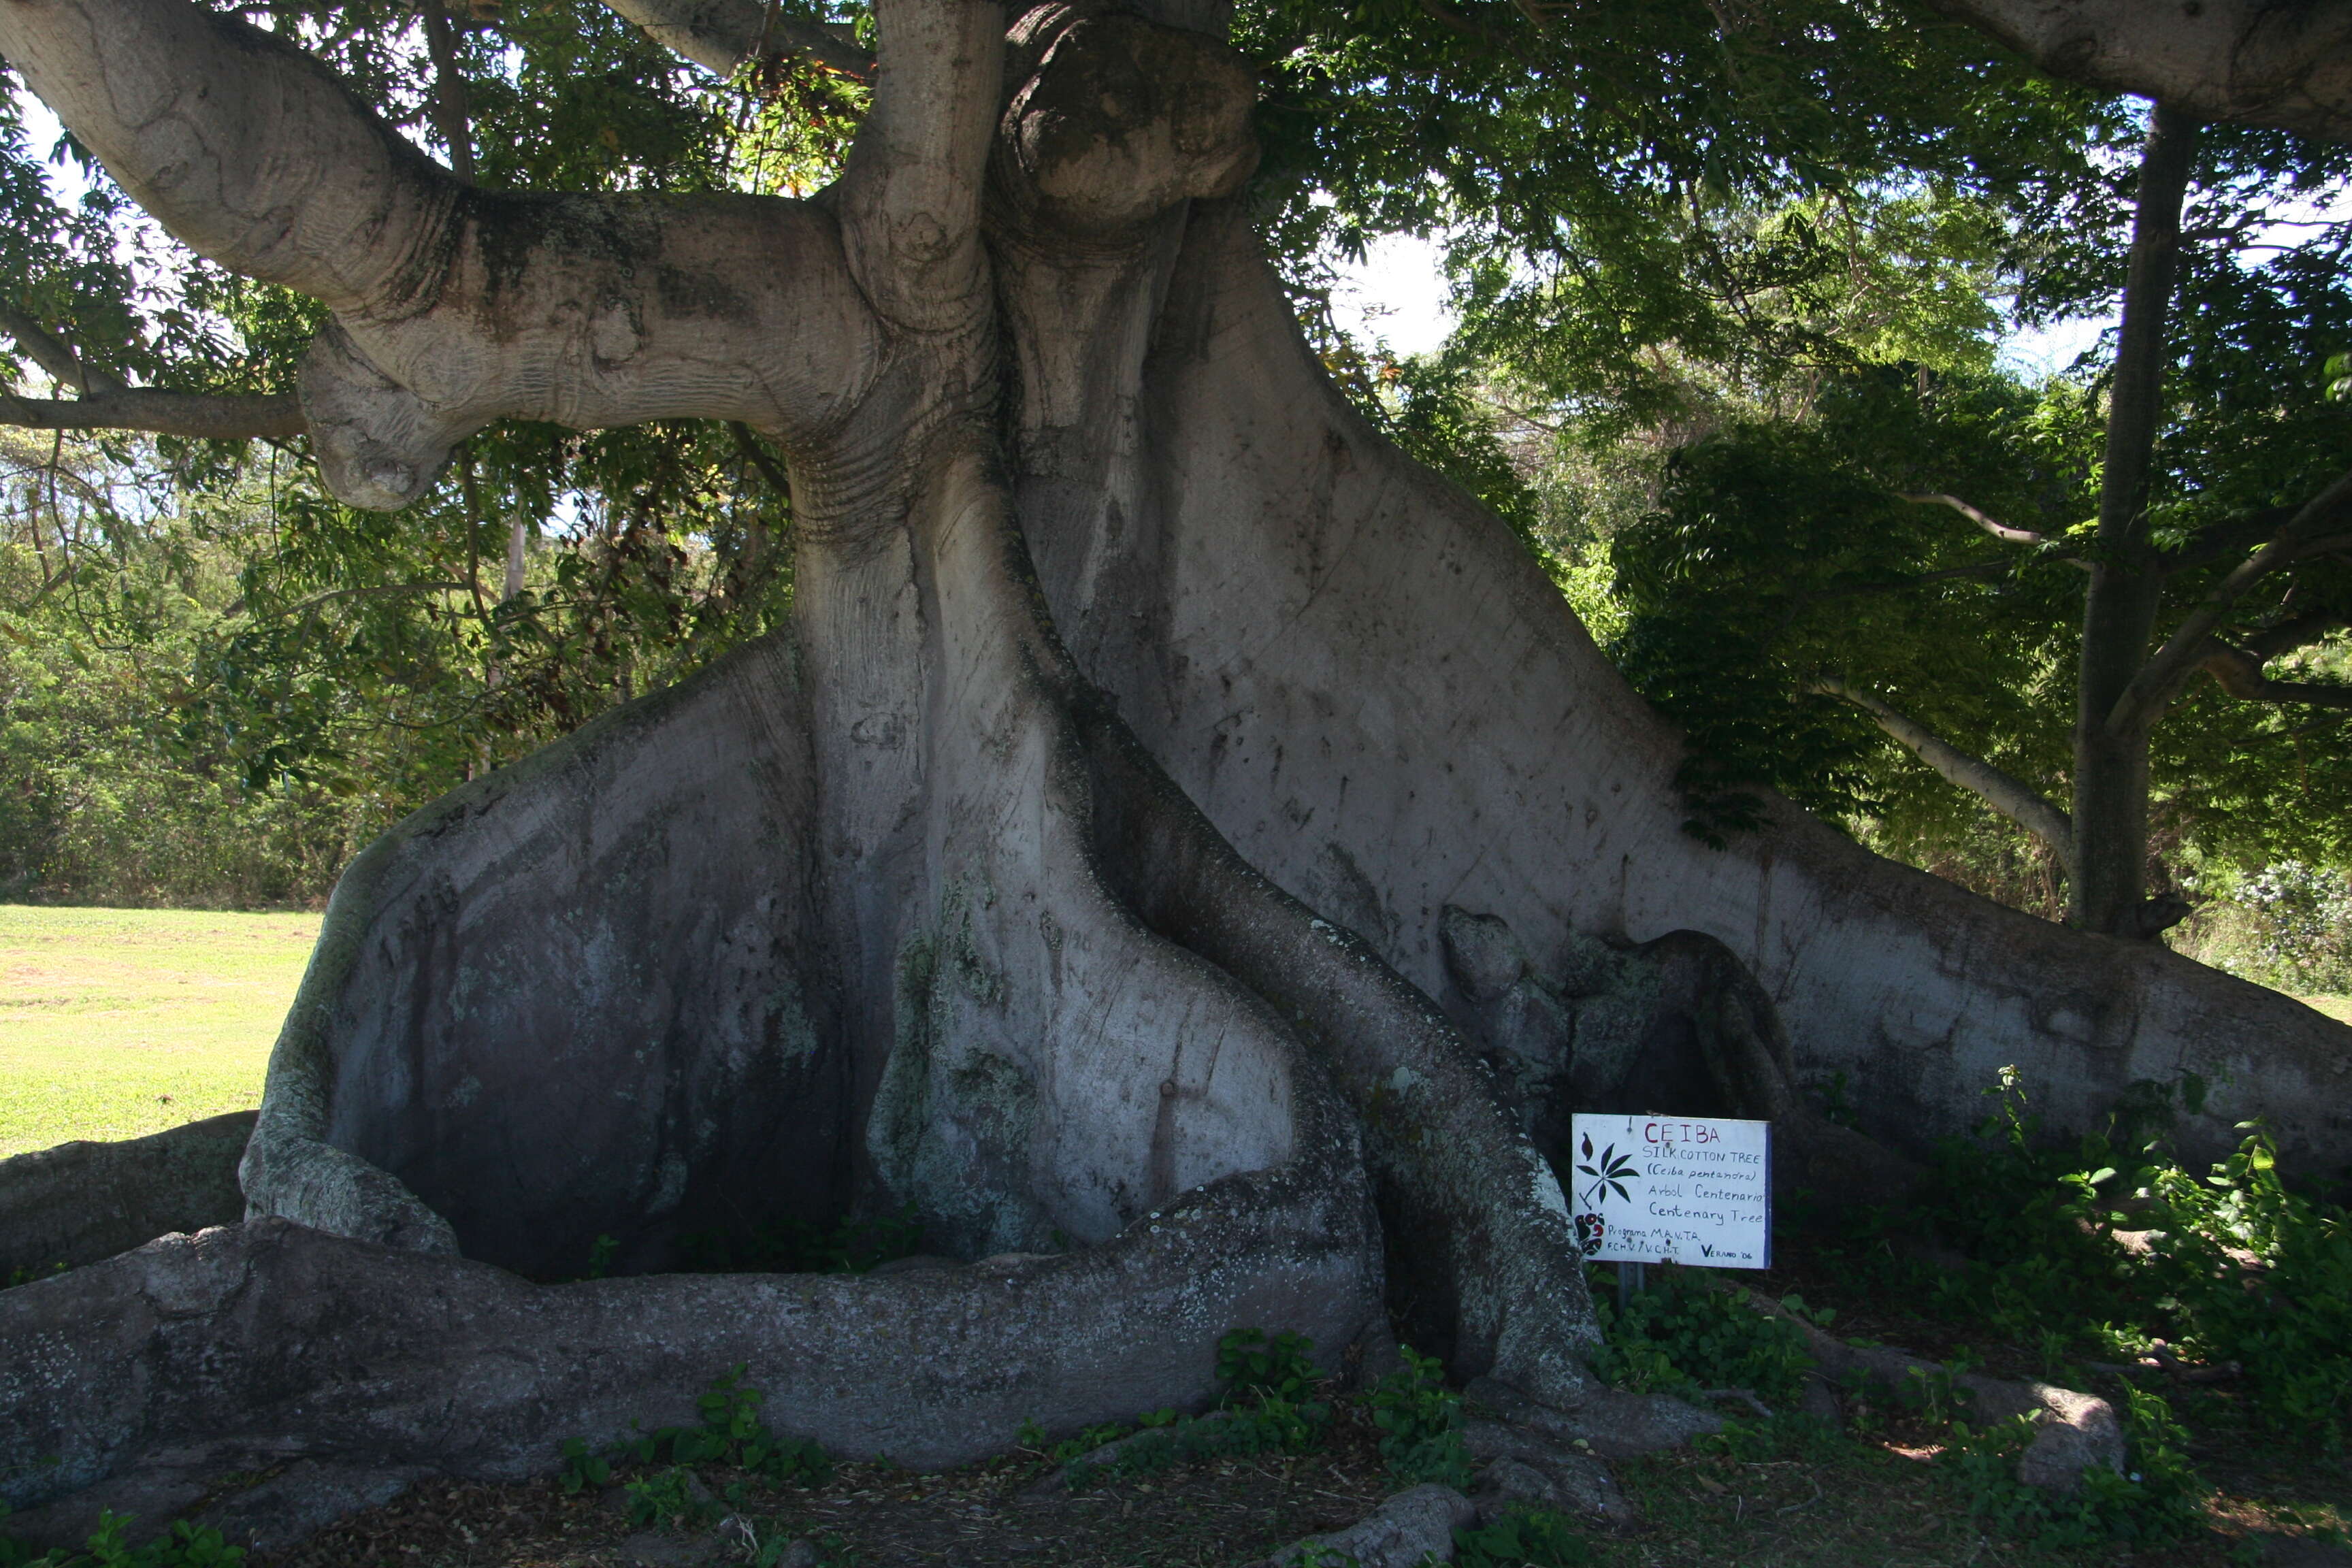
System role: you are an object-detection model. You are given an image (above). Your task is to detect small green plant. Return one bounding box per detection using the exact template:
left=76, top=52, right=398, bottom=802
left=583, top=1234, right=619, bottom=1279
left=623, top=1466, right=720, bottom=1531
left=1587, top=1267, right=1814, bottom=1409
left=1215, top=1328, right=1321, bottom=1401
left=1895, top=1358, right=1976, bottom=1428
left=0, top=1511, right=247, bottom=1568
left=557, top=1436, right=612, bottom=1493
left=1045, top=1422, right=1131, bottom=1464
left=553, top=1365, right=831, bottom=1507
left=1938, top=1383, right=2208, bottom=1550
left=1450, top=1505, right=1592, bottom=1568
left=1368, top=1347, right=1471, bottom=1488
left=1060, top=1329, right=1333, bottom=1488
left=620, top=1366, right=832, bottom=1484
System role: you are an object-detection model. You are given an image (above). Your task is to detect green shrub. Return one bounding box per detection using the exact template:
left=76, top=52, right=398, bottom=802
left=557, top=1365, right=831, bottom=1505
left=1840, top=1068, right=2352, bottom=1446
left=1367, top=1347, right=1471, bottom=1488
left=1587, top=1269, right=1814, bottom=1409
left=0, top=1509, right=246, bottom=1568
left=1062, top=1328, right=1333, bottom=1487
left=1450, top=1505, right=1592, bottom=1568
left=1938, top=1385, right=2207, bottom=1549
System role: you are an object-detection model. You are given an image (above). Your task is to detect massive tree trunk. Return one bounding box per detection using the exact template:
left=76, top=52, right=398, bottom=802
left=3, top=0, right=2351, bottom=1534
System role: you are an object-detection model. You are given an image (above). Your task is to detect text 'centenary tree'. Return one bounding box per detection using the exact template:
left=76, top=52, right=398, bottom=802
left=2, top=0, right=2351, bottom=1524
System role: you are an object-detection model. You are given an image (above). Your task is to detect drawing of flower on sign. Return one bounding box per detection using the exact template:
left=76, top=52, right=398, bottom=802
left=1575, top=1134, right=1636, bottom=1213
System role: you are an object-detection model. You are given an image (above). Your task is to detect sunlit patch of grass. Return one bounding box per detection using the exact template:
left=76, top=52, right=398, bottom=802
left=0, top=904, right=318, bottom=1156
left=2296, top=994, right=2352, bottom=1026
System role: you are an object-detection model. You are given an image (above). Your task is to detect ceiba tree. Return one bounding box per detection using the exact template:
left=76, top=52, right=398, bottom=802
left=3, top=0, right=2352, bottom=1503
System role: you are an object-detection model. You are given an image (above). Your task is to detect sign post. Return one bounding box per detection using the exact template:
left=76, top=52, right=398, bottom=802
left=1568, top=1113, right=1772, bottom=1280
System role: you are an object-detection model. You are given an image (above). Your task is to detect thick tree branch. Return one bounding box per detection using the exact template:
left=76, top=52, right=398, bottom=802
left=0, top=0, right=461, bottom=316
left=1811, top=674, right=2076, bottom=874
left=0, top=304, right=298, bottom=440
left=1925, top=0, right=2352, bottom=144
left=2069, top=106, right=2195, bottom=936
left=1898, top=491, right=2048, bottom=546
left=2108, top=465, right=2352, bottom=734
left=1, top=0, right=889, bottom=510
left=2241, top=610, right=2347, bottom=665
left=0, top=387, right=304, bottom=439
left=0, top=304, right=124, bottom=393
left=597, top=0, right=873, bottom=80
left=834, top=0, right=1002, bottom=332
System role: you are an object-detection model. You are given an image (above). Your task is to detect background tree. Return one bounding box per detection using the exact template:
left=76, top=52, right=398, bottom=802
left=1593, top=110, right=2352, bottom=936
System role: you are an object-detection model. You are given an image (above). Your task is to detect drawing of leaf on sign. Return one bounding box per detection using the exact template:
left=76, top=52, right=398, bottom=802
left=1575, top=1142, right=1636, bottom=1209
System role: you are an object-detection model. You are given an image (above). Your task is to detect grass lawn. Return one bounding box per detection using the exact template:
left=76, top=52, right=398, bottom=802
left=0, top=904, right=320, bottom=1158
left=2299, top=994, right=2352, bottom=1025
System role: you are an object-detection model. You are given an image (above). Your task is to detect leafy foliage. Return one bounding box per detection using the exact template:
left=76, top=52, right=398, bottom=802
left=1058, top=1328, right=1338, bottom=1488
left=1607, top=340, right=2352, bottom=869
left=558, top=1364, right=832, bottom=1514
left=0, top=1510, right=245, bottom=1568
left=1450, top=1505, right=1592, bottom=1568
left=0, top=0, right=845, bottom=904
left=1826, top=1068, right=2352, bottom=1447
left=1366, top=1346, right=1471, bottom=1489
left=1938, top=1386, right=2208, bottom=1550
left=1586, top=1267, right=1815, bottom=1410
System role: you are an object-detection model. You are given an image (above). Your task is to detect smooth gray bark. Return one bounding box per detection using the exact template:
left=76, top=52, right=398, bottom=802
left=1, top=0, right=2349, bottom=1539
left=2072, top=107, right=2195, bottom=938
left=1927, top=0, right=2352, bottom=143
left=1808, top=674, right=2076, bottom=876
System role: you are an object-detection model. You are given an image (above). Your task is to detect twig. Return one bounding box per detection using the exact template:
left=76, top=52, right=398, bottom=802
left=1776, top=1479, right=1824, bottom=1514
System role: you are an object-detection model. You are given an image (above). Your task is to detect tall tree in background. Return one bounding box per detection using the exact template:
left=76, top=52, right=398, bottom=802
left=1607, top=106, right=2352, bottom=937
left=3, top=0, right=2352, bottom=1509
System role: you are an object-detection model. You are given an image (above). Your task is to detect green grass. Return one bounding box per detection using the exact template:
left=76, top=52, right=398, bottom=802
left=2297, top=994, right=2352, bottom=1025
left=0, top=904, right=320, bottom=1158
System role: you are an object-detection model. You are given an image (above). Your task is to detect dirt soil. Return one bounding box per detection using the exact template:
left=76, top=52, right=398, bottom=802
left=277, top=1407, right=1396, bottom=1568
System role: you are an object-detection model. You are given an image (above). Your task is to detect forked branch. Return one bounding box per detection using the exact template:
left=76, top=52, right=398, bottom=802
left=2108, top=465, right=2352, bottom=734
left=0, top=304, right=124, bottom=394
left=0, top=303, right=303, bottom=439
left=1810, top=674, right=2076, bottom=873
left=1, top=0, right=892, bottom=508
left=0, top=0, right=459, bottom=316
left=2198, top=615, right=2352, bottom=710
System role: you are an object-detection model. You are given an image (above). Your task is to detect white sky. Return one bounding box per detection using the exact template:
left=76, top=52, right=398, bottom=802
left=1326, top=231, right=1460, bottom=359
left=1327, top=226, right=2119, bottom=378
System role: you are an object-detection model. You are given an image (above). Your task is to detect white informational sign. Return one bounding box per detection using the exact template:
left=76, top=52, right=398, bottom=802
left=1567, top=1113, right=1772, bottom=1269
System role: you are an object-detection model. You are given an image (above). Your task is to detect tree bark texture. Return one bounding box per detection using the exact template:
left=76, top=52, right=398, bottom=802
left=2, top=0, right=2349, bottom=1530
